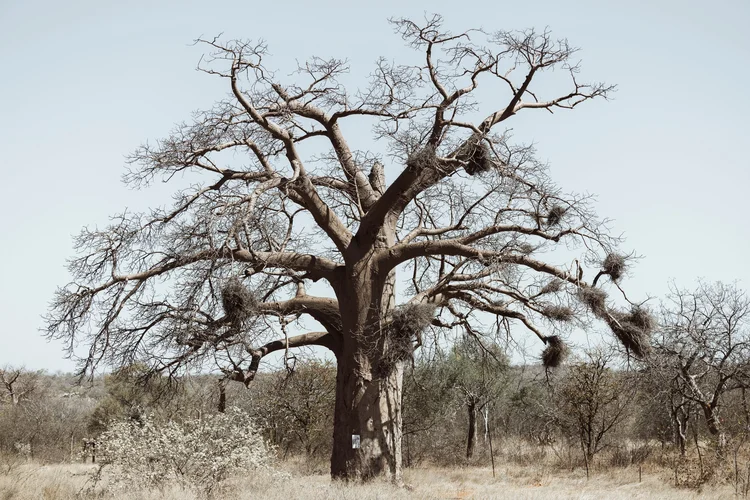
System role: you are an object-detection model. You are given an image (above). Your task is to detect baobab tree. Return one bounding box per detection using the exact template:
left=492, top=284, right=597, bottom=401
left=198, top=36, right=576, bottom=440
left=46, top=15, right=649, bottom=482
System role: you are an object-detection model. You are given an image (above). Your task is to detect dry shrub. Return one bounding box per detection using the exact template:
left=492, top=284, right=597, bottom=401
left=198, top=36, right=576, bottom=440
left=541, top=335, right=569, bottom=369
left=546, top=205, right=567, bottom=227
left=609, top=443, right=652, bottom=468
left=97, top=407, right=274, bottom=494
left=221, top=277, right=257, bottom=327
left=601, top=253, right=627, bottom=282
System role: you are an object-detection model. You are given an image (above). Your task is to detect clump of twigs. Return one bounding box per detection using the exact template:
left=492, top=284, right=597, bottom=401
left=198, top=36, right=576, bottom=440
left=541, top=335, right=569, bottom=368
left=221, top=277, right=257, bottom=329
left=601, top=253, right=627, bottom=282
left=605, top=306, right=653, bottom=358
left=542, top=305, right=574, bottom=322
left=546, top=205, right=567, bottom=227
left=406, top=145, right=440, bottom=173
left=578, top=287, right=608, bottom=319
left=382, top=303, right=436, bottom=367
left=458, top=138, right=493, bottom=176
left=540, top=279, right=565, bottom=295
left=627, top=306, right=655, bottom=332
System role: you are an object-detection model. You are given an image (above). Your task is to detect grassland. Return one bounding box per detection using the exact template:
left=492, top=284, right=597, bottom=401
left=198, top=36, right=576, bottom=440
left=0, top=460, right=738, bottom=499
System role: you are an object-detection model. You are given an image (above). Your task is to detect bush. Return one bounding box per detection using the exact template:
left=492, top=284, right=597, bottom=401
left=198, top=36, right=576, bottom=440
left=97, top=407, right=273, bottom=493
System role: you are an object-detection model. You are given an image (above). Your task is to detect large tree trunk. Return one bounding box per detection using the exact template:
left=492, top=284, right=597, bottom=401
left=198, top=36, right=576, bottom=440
left=330, top=349, right=404, bottom=482
left=330, top=231, right=405, bottom=483
left=466, top=402, right=477, bottom=459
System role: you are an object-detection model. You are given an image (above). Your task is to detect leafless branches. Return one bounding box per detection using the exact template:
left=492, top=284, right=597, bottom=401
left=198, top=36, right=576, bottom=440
left=46, top=15, right=631, bottom=382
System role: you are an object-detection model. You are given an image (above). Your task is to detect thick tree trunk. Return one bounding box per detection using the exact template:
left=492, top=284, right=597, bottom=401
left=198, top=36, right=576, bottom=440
left=329, top=229, right=405, bottom=482
left=466, top=402, right=477, bottom=459
left=330, top=350, right=404, bottom=482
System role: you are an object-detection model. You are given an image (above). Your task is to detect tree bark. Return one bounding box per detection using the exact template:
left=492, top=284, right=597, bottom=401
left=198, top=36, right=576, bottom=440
left=330, top=349, right=404, bottom=482
left=329, top=231, right=405, bottom=483
left=673, top=407, right=688, bottom=456
left=466, top=402, right=477, bottom=459
left=701, top=402, right=726, bottom=458
left=217, top=378, right=227, bottom=413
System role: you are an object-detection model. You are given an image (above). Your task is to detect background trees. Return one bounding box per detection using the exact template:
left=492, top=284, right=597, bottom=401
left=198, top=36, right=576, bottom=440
left=555, top=348, right=636, bottom=468
left=651, top=282, right=750, bottom=456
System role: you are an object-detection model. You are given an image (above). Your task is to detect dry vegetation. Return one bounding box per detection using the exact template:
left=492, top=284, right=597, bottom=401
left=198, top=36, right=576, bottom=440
left=0, top=451, right=740, bottom=500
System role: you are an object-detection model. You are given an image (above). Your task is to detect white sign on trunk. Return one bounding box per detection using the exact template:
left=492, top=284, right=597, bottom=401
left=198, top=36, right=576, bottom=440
left=352, top=434, right=360, bottom=449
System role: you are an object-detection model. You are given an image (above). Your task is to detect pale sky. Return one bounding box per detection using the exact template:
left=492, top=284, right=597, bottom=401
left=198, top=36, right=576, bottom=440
left=1, top=0, right=748, bottom=372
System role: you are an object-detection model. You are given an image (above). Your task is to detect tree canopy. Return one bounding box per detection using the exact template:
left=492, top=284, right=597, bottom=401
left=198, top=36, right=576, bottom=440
left=45, top=14, right=648, bottom=480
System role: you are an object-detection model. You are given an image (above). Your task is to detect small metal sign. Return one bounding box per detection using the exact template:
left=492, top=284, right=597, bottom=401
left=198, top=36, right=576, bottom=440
left=352, top=434, right=360, bottom=449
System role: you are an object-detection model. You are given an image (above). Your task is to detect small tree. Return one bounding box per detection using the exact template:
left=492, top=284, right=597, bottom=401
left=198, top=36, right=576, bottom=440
left=557, top=348, right=635, bottom=467
left=642, top=351, right=694, bottom=455
left=0, top=367, right=41, bottom=406
left=88, top=364, right=171, bottom=435
left=401, top=350, right=460, bottom=466
left=653, top=281, right=750, bottom=457
left=257, top=359, right=336, bottom=459
left=447, top=338, right=508, bottom=459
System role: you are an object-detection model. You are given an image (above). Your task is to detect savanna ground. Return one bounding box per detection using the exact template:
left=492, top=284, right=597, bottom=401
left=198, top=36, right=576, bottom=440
left=1, top=445, right=742, bottom=500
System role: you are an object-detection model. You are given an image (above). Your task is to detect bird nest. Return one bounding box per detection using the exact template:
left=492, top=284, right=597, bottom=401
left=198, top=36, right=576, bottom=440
left=606, top=306, right=653, bottom=358
left=406, top=145, right=440, bottom=173
left=221, top=277, right=258, bottom=327
left=542, top=305, right=574, bottom=322
left=578, top=287, right=609, bottom=319
left=381, top=303, right=436, bottom=367
left=541, top=335, right=569, bottom=368
left=457, top=138, right=493, bottom=176
left=602, top=253, right=627, bottom=282
left=546, top=205, right=567, bottom=227
left=540, top=279, right=565, bottom=295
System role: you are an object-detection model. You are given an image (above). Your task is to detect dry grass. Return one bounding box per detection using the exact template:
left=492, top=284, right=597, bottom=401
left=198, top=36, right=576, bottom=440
left=0, top=460, right=738, bottom=500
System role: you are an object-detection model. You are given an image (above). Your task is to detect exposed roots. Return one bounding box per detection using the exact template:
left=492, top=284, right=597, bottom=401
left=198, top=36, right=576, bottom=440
left=541, top=335, right=569, bottom=368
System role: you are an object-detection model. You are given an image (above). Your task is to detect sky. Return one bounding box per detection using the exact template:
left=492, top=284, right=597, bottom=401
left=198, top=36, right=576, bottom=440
left=0, top=0, right=748, bottom=372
